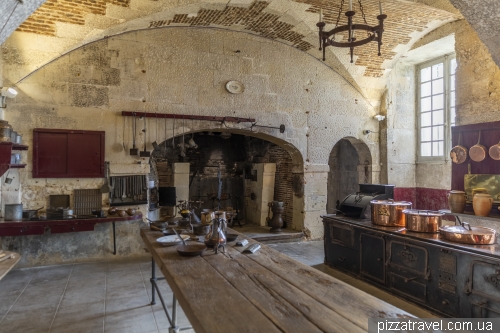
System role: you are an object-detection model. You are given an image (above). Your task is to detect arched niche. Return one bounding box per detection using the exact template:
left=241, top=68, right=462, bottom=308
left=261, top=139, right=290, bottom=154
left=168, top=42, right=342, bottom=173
left=326, top=137, right=373, bottom=214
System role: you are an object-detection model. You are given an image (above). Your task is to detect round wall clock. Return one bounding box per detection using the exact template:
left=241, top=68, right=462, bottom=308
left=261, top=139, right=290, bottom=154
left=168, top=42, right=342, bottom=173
left=225, top=81, right=245, bottom=94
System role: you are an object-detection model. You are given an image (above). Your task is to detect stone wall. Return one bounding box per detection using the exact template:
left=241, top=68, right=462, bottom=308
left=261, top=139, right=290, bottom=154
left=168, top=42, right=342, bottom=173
left=1, top=27, right=379, bottom=245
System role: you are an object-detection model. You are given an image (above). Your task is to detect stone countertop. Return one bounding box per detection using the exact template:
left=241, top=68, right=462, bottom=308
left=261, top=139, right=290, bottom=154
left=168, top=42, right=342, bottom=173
left=322, top=214, right=500, bottom=260
left=0, top=213, right=143, bottom=227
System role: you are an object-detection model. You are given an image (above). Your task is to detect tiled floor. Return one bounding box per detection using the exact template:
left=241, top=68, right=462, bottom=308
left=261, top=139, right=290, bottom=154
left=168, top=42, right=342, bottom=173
left=0, top=258, right=192, bottom=333
left=0, top=241, right=434, bottom=333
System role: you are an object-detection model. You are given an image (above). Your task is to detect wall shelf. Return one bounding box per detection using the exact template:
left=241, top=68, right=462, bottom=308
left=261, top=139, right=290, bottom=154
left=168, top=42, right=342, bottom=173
left=0, top=142, right=28, bottom=177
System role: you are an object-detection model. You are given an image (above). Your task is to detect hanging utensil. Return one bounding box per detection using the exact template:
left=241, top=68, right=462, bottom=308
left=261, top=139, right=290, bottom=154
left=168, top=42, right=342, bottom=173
left=122, top=116, right=126, bottom=151
left=172, top=117, right=175, bottom=149
left=100, top=161, right=111, bottom=193
left=130, top=113, right=138, bottom=155
left=162, top=115, right=168, bottom=158
left=489, top=140, right=500, bottom=161
left=179, top=117, right=186, bottom=157
left=450, top=132, right=467, bottom=164
left=140, top=116, right=151, bottom=157
left=187, top=118, right=197, bottom=148
left=469, top=130, right=486, bottom=162
left=152, top=113, right=159, bottom=150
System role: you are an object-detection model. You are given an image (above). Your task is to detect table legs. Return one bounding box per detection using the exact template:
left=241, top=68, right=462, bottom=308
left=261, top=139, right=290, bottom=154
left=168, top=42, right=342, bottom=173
left=112, top=222, right=116, bottom=255
left=150, top=257, right=193, bottom=333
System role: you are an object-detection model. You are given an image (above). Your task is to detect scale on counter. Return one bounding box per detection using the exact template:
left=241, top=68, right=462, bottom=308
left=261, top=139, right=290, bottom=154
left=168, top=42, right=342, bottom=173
left=337, top=184, right=394, bottom=219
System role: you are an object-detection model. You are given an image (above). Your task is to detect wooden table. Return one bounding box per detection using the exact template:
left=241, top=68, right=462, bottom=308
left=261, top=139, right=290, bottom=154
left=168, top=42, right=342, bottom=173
left=141, top=227, right=412, bottom=333
left=0, top=251, right=20, bottom=280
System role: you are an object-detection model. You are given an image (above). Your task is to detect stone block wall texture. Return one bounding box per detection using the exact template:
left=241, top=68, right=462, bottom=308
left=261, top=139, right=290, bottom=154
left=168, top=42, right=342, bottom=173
left=1, top=27, right=378, bottom=245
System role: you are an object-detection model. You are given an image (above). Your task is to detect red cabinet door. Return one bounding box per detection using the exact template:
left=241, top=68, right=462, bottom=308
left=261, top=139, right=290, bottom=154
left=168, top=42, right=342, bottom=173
left=33, top=129, right=104, bottom=178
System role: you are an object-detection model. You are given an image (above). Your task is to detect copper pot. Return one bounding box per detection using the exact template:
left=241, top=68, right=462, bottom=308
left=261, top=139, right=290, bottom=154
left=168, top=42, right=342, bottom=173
left=370, top=200, right=412, bottom=226
left=403, top=209, right=444, bottom=233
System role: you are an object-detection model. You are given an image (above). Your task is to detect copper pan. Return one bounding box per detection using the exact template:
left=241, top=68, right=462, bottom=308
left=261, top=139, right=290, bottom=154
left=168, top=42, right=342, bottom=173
left=489, top=140, right=500, bottom=160
left=450, top=132, right=468, bottom=164
left=469, top=130, right=487, bottom=162
left=440, top=217, right=498, bottom=245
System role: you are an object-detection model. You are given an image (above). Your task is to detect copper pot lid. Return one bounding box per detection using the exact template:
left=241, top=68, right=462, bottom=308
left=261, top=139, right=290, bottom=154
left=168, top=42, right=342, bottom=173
left=403, top=209, right=444, bottom=217
left=440, top=225, right=496, bottom=236
left=371, top=200, right=412, bottom=206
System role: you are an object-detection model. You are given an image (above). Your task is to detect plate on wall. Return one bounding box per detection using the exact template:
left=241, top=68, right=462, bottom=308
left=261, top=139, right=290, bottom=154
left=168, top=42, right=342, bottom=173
left=225, top=81, right=245, bottom=94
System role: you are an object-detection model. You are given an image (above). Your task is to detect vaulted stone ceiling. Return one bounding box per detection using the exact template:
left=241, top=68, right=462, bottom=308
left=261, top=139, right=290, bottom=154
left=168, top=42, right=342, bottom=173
left=3, top=0, right=498, bottom=108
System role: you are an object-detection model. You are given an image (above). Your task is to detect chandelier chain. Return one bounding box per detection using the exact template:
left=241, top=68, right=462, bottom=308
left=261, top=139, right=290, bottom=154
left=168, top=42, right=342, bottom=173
left=357, top=0, right=369, bottom=25
left=357, top=0, right=371, bottom=37
left=335, top=0, right=345, bottom=28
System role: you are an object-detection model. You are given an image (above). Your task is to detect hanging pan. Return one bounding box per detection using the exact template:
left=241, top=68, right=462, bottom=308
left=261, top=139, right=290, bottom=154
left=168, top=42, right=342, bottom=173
left=450, top=132, right=467, bottom=164
left=489, top=140, right=500, bottom=161
left=469, top=130, right=487, bottom=162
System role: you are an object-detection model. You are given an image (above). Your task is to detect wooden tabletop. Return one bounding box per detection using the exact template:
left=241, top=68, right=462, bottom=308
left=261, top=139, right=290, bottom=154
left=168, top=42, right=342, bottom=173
left=141, top=228, right=412, bottom=333
left=0, top=251, right=20, bottom=280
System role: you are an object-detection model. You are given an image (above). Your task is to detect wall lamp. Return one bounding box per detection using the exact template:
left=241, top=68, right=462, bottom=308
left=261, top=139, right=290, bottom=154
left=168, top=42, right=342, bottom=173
left=374, top=114, right=385, bottom=121
left=1, top=87, right=18, bottom=108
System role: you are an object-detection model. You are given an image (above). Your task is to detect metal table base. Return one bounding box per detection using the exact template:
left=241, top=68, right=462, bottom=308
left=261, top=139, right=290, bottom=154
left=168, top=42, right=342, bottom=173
left=150, top=257, right=193, bottom=333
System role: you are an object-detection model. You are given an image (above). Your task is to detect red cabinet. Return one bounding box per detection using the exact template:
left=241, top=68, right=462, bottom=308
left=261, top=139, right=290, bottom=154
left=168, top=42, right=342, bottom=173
left=32, top=129, right=104, bottom=178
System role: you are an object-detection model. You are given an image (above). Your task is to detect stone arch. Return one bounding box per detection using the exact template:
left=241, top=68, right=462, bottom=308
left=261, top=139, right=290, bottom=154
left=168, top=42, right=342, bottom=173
left=156, top=127, right=305, bottom=231
left=326, top=136, right=373, bottom=214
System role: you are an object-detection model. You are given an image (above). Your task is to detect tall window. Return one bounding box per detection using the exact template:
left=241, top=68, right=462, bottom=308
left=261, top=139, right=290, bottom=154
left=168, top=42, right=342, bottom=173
left=417, top=55, right=456, bottom=161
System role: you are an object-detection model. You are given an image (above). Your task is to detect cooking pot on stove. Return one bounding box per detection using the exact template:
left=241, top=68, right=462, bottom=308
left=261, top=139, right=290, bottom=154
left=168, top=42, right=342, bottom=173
left=440, top=223, right=498, bottom=245
left=370, top=200, right=412, bottom=226
left=403, top=209, right=444, bottom=233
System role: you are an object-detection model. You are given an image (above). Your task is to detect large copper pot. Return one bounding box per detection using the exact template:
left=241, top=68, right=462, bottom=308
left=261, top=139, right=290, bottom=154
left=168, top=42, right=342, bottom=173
left=403, top=209, right=444, bottom=233
left=370, top=200, right=412, bottom=226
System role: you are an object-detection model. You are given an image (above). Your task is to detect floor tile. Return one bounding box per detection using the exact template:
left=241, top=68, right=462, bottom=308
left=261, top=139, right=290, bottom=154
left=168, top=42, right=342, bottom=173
left=104, top=300, right=158, bottom=333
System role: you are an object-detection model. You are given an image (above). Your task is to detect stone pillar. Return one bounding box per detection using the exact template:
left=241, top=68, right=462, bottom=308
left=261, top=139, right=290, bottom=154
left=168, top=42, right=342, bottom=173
left=301, top=164, right=329, bottom=240
left=245, top=163, right=276, bottom=226
left=173, top=163, right=190, bottom=203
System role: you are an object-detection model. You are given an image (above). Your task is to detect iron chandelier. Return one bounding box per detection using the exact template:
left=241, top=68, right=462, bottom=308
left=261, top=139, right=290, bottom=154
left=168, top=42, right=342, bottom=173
left=316, top=0, right=387, bottom=63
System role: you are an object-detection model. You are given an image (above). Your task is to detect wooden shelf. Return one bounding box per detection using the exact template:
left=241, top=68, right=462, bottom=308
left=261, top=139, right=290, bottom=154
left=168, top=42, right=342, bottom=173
left=0, top=142, right=28, bottom=177
left=12, top=144, right=28, bottom=151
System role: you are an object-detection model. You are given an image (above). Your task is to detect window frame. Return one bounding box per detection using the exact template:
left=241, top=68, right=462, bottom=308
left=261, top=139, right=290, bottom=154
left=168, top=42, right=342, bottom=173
left=416, top=54, right=456, bottom=163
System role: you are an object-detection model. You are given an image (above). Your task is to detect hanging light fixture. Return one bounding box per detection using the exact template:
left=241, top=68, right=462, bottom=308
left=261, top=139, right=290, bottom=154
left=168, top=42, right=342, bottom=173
left=316, top=0, right=387, bottom=64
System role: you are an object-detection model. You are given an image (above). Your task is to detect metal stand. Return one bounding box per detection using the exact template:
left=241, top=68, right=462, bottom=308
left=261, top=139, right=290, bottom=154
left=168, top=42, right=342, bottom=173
left=150, top=257, right=193, bottom=333
left=112, top=222, right=116, bottom=255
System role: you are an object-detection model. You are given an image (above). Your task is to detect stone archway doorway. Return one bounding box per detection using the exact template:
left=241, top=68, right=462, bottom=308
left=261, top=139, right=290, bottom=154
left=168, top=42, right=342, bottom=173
left=326, top=137, right=372, bottom=214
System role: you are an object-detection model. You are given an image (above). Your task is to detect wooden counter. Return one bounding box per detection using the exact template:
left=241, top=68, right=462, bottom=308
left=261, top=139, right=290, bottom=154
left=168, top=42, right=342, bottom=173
left=141, top=227, right=412, bottom=333
left=0, top=214, right=143, bottom=237
left=0, top=251, right=20, bottom=280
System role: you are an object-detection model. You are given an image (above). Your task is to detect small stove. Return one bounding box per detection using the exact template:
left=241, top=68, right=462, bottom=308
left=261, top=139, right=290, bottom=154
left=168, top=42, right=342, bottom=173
left=337, top=184, right=394, bottom=219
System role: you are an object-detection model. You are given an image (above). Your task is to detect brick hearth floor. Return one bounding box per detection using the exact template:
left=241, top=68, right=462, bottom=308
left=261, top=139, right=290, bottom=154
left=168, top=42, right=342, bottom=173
left=0, top=242, right=433, bottom=333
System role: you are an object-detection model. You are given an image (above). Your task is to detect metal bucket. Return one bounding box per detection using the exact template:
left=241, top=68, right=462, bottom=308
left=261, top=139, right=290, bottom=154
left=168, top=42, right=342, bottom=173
left=5, top=203, right=23, bottom=221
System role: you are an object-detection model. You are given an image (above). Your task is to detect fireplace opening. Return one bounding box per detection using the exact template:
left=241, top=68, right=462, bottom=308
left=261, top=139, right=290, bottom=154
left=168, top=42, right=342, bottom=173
left=151, top=131, right=295, bottom=229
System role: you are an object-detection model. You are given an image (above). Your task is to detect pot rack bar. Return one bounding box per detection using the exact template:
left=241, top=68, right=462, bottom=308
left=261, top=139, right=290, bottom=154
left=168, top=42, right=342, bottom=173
left=121, top=111, right=255, bottom=123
